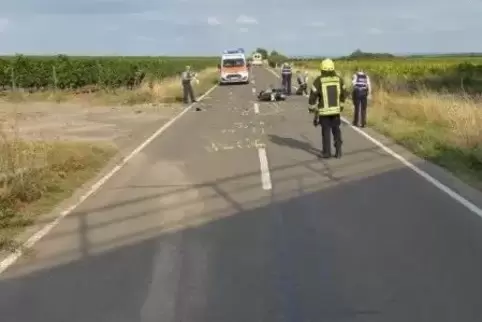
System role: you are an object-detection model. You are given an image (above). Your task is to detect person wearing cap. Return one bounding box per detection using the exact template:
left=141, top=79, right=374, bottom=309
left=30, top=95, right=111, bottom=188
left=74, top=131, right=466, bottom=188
left=181, top=65, right=197, bottom=104
left=308, top=58, right=346, bottom=158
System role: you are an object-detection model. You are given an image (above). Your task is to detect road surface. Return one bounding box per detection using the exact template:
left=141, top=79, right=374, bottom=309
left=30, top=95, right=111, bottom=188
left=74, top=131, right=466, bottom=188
left=1, top=67, right=482, bottom=322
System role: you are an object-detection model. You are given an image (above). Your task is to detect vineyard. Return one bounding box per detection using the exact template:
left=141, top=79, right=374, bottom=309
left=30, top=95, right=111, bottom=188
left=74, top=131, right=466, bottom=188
left=0, top=55, right=218, bottom=91
left=294, top=56, right=482, bottom=93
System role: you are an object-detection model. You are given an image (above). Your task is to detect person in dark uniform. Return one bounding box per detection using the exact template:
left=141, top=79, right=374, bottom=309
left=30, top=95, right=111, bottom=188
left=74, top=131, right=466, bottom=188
left=281, top=62, right=292, bottom=95
left=308, top=58, right=346, bottom=158
left=295, top=70, right=309, bottom=95
left=181, top=65, right=197, bottom=104
left=351, top=68, right=371, bottom=127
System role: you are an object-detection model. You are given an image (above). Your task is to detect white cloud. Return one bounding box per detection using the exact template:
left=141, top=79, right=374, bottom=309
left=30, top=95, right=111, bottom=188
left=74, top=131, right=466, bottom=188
left=367, top=27, right=382, bottom=34
left=239, top=27, right=249, bottom=33
left=0, top=18, right=9, bottom=33
left=236, top=15, right=257, bottom=24
left=308, top=21, right=325, bottom=27
left=131, top=11, right=165, bottom=21
left=136, top=35, right=155, bottom=41
left=207, top=16, right=221, bottom=26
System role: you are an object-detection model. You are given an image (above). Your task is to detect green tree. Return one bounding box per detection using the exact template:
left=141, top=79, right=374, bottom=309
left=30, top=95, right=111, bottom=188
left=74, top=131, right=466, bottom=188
left=255, top=48, right=268, bottom=59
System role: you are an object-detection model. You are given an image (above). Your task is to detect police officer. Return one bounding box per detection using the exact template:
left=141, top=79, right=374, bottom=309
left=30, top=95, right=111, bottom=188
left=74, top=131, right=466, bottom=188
left=351, top=67, right=371, bottom=127
left=308, top=59, right=346, bottom=158
left=181, top=65, right=197, bottom=104
left=281, top=62, right=292, bottom=95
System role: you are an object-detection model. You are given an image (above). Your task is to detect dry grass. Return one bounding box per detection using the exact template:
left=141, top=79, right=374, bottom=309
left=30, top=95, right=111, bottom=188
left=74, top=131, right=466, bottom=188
left=0, top=136, right=117, bottom=252
left=101, top=67, right=218, bottom=106
left=365, top=89, right=482, bottom=186
left=0, top=67, right=219, bottom=106
left=302, top=67, right=482, bottom=188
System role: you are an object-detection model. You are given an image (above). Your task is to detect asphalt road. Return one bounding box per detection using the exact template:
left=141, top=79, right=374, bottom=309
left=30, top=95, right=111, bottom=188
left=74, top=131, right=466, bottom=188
left=1, top=67, right=482, bottom=322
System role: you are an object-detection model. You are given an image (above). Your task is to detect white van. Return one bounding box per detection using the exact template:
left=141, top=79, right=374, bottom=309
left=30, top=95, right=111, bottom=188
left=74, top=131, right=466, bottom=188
left=218, top=49, right=250, bottom=85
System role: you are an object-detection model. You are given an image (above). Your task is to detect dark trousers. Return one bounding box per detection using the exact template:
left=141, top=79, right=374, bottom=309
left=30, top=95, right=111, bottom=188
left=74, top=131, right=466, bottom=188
left=319, top=115, right=342, bottom=155
left=281, top=74, right=292, bottom=94
left=182, top=80, right=195, bottom=104
left=296, top=83, right=307, bottom=95
left=352, top=90, right=368, bottom=126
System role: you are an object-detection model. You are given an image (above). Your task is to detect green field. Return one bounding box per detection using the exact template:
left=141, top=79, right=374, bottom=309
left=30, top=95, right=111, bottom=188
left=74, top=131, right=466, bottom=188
left=0, top=55, right=219, bottom=91
left=291, top=55, right=482, bottom=94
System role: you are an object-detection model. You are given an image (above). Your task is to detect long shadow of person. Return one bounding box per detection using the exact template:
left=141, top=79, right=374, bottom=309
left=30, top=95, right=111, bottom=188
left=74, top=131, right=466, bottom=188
left=268, top=134, right=320, bottom=156
left=267, top=134, right=346, bottom=183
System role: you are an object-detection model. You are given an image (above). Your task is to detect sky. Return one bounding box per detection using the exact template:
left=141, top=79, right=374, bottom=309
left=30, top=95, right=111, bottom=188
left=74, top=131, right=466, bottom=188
left=1, top=0, right=482, bottom=56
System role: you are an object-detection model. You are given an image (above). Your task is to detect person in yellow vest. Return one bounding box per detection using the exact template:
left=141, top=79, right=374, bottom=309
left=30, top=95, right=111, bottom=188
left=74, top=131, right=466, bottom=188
left=308, top=58, right=346, bottom=158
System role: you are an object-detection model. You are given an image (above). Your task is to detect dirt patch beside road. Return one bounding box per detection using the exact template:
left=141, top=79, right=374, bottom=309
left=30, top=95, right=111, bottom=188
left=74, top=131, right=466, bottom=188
left=0, top=101, right=184, bottom=147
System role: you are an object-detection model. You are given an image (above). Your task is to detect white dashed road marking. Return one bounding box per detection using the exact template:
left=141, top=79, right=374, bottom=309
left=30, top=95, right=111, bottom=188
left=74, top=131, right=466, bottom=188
left=258, top=147, right=272, bottom=190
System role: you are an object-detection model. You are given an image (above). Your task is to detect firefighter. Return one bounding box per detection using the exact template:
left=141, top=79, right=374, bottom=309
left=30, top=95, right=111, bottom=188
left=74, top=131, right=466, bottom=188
left=281, top=62, right=292, bottom=95
left=308, top=58, right=346, bottom=158
left=181, top=65, right=197, bottom=104
left=351, top=67, right=371, bottom=127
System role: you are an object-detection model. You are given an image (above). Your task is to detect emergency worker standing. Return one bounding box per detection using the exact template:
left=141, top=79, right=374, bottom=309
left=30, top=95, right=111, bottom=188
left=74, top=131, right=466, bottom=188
left=308, top=59, right=346, bottom=158
left=351, top=68, right=371, bottom=127
left=281, top=62, right=292, bottom=95
left=181, top=65, right=197, bottom=104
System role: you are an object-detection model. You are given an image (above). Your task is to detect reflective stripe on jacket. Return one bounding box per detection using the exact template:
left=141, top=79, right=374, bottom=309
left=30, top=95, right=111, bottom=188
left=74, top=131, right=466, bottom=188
left=281, top=65, right=292, bottom=75
left=352, top=72, right=370, bottom=90
left=317, top=76, right=341, bottom=116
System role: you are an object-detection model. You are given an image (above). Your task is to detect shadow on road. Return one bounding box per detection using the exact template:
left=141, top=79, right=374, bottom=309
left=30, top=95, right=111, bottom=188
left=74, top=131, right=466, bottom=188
left=0, top=160, right=482, bottom=322
left=1, top=66, right=482, bottom=322
left=268, top=134, right=320, bottom=156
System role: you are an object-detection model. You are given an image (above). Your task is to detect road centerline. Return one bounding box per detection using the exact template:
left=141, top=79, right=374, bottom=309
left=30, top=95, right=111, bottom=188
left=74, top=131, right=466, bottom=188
left=257, top=147, right=272, bottom=190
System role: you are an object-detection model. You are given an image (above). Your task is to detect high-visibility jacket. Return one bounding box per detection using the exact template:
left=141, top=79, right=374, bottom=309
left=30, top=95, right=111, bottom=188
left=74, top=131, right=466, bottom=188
left=308, top=74, right=346, bottom=116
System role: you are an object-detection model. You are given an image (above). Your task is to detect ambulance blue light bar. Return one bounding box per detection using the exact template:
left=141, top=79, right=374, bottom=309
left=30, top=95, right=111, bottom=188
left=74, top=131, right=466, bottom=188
left=223, top=48, right=244, bottom=54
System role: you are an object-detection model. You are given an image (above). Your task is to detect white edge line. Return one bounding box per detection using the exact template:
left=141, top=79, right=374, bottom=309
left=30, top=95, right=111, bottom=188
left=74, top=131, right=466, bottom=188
left=258, top=147, right=272, bottom=190
left=265, top=66, right=482, bottom=219
left=340, top=117, right=482, bottom=218
left=254, top=102, right=259, bottom=114
left=0, top=84, right=219, bottom=275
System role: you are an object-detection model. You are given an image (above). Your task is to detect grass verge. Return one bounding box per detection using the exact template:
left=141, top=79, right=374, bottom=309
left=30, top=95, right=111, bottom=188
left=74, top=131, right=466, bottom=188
left=363, top=90, right=482, bottom=188
left=302, top=67, right=482, bottom=190
left=0, top=140, right=117, bottom=252
left=0, top=67, right=219, bottom=106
